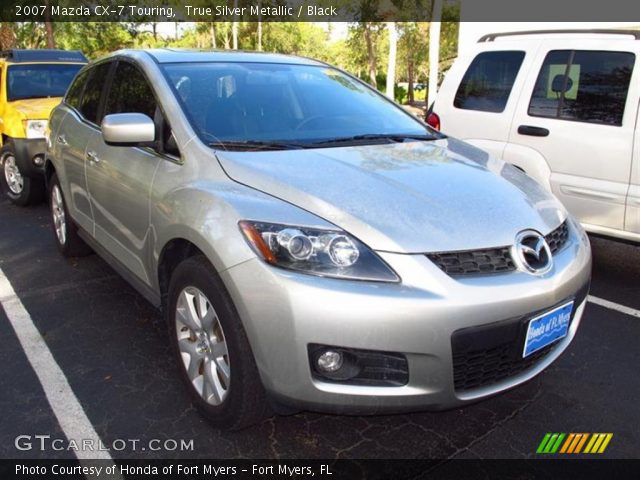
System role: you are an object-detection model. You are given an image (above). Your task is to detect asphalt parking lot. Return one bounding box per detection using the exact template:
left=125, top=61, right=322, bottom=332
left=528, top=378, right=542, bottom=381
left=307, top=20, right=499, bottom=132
left=0, top=197, right=638, bottom=461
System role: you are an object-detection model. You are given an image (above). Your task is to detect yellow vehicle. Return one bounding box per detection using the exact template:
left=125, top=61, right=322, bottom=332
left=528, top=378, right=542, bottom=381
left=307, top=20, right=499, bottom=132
left=0, top=49, right=87, bottom=205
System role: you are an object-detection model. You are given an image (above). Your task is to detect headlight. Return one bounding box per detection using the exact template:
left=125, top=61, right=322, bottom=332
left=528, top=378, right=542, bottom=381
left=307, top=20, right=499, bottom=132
left=24, top=120, right=48, bottom=139
left=239, top=221, right=399, bottom=282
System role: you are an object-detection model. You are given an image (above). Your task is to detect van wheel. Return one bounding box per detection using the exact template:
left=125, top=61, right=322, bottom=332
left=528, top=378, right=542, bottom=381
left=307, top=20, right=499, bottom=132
left=1, top=143, right=45, bottom=206
left=167, top=255, right=271, bottom=430
left=49, top=173, right=92, bottom=257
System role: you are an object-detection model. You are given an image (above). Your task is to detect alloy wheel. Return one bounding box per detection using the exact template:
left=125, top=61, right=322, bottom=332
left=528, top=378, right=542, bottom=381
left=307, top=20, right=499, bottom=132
left=3, top=154, right=23, bottom=194
left=175, top=286, right=230, bottom=405
left=51, top=184, right=67, bottom=246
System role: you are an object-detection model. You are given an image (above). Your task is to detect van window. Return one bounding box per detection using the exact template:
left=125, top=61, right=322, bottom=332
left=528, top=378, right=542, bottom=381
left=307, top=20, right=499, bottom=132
left=454, top=51, right=525, bottom=113
left=7, top=64, right=83, bottom=101
left=528, top=50, right=635, bottom=126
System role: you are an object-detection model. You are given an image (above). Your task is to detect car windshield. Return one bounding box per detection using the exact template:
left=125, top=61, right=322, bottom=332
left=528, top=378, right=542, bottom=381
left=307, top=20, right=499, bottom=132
left=7, top=64, right=83, bottom=101
left=161, top=62, right=436, bottom=148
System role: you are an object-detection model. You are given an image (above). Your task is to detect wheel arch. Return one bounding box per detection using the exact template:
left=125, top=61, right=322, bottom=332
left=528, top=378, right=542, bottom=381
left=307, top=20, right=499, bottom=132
left=157, top=237, right=208, bottom=309
left=44, top=158, right=56, bottom=190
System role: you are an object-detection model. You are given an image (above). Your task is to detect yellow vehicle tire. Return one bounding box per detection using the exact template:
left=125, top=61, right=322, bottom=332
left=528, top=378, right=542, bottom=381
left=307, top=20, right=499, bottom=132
left=0, top=142, right=45, bottom=206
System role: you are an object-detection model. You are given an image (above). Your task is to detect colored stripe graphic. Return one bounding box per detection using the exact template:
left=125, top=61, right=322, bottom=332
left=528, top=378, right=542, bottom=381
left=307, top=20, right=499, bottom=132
left=567, top=433, right=583, bottom=453
left=544, top=433, right=559, bottom=453
left=559, top=433, right=575, bottom=453
left=585, top=433, right=614, bottom=454
left=584, top=434, right=599, bottom=453
left=538, top=433, right=613, bottom=454
left=598, top=434, right=614, bottom=453
left=536, top=433, right=552, bottom=454
left=550, top=433, right=565, bottom=453
left=537, top=433, right=565, bottom=454
left=573, top=433, right=589, bottom=453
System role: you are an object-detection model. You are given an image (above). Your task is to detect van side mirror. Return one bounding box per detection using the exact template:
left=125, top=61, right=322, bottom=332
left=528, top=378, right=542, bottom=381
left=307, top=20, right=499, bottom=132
left=551, top=74, right=573, bottom=94
left=101, top=113, right=155, bottom=146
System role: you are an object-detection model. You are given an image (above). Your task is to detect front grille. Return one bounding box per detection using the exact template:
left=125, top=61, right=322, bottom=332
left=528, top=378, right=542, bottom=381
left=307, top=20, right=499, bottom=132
left=452, top=339, right=556, bottom=392
left=427, top=220, right=570, bottom=277
left=451, top=283, right=589, bottom=392
left=427, top=248, right=515, bottom=276
left=546, top=221, right=569, bottom=254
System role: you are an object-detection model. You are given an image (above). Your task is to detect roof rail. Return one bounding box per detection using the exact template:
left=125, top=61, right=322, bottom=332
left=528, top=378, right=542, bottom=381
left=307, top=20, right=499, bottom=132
left=0, top=49, right=88, bottom=63
left=479, top=29, right=640, bottom=42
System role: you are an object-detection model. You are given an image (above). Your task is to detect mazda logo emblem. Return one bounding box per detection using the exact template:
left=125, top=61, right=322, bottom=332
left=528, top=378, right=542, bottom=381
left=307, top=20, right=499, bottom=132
left=512, top=230, right=553, bottom=275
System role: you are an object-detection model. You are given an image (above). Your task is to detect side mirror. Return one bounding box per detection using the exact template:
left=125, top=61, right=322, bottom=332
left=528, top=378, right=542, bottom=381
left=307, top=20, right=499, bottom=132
left=101, top=113, right=155, bottom=146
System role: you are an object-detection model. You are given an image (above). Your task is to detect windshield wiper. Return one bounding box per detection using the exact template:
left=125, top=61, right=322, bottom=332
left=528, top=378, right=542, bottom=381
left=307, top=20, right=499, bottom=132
left=208, top=140, right=306, bottom=151
left=309, top=133, right=442, bottom=146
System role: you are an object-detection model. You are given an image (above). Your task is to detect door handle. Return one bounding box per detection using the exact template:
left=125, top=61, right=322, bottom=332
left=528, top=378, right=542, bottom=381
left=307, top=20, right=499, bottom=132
left=517, top=125, right=550, bottom=137
left=86, top=150, right=100, bottom=163
left=57, top=135, right=67, bottom=145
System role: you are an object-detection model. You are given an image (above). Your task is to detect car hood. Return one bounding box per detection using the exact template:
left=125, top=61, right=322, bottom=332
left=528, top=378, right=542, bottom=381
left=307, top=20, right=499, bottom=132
left=216, top=139, right=566, bottom=253
left=9, top=97, right=62, bottom=119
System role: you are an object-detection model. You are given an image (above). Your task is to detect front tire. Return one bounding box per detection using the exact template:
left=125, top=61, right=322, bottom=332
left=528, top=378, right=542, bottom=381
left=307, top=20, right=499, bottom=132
left=1, top=143, right=45, bottom=206
left=167, top=255, right=271, bottom=430
left=49, top=173, right=92, bottom=257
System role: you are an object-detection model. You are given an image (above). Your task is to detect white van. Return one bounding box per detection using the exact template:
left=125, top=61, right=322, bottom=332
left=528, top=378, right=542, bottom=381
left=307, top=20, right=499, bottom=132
left=429, top=29, right=640, bottom=243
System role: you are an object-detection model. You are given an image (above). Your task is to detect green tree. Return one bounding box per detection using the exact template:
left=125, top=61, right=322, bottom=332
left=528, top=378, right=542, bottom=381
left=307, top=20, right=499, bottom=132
left=0, top=23, right=17, bottom=49
left=344, top=23, right=388, bottom=88
left=53, top=23, right=134, bottom=58
left=398, top=22, right=429, bottom=103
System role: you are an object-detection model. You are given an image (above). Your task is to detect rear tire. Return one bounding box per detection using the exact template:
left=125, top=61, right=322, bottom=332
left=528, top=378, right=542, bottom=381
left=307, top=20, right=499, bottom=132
left=167, top=255, right=271, bottom=430
left=49, top=173, right=92, bottom=257
left=1, top=143, right=45, bottom=206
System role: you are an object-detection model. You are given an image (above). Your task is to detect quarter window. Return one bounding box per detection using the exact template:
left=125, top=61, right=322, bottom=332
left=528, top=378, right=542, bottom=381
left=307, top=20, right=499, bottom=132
left=78, top=62, right=111, bottom=124
left=528, top=50, right=635, bottom=126
left=454, top=51, right=525, bottom=113
left=65, top=68, right=89, bottom=110
left=104, top=62, right=157, bottom=120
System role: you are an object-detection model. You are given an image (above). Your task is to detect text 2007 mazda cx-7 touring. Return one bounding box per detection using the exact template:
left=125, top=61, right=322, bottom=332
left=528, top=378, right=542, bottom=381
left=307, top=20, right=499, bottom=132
left=46, top=50, right=591, bottom=429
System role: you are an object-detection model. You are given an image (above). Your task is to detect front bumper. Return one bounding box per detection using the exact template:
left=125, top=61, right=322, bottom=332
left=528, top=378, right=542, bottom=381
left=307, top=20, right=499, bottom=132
left=220, top=218, right=591, bottom=414
left=10, top=137, right=46, bottom=177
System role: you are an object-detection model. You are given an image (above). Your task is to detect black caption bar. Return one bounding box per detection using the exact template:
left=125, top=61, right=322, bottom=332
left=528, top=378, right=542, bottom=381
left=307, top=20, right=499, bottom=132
left=2, top=459, right=640, bottom=480
left=3, top=0, right=440, bottom=23
left=2, top=0, right=640, bottom=22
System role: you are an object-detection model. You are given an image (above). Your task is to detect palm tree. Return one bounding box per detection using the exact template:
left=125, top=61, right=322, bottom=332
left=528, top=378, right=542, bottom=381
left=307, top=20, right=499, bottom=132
left=44, top=0, right=55, bottom=48
left=210, top=23, right=217, bottom=49
left=232, top=0, right=239, bottom=49
left=428, top=0, right=443, bottom=106
left=386, top=22, right=397, bottom=99
left=0, top=23, right=17, bottom=49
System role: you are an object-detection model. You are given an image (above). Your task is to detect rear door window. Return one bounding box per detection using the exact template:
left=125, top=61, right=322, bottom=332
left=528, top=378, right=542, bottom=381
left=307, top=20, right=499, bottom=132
left=454, top=51, right=525, bottom=113
left=528, top=50, right=635, bottom=126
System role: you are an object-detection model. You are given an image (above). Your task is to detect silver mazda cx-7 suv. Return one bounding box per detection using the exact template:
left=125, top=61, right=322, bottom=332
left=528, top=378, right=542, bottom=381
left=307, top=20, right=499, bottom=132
left=46, top=50, right=591, bottom=429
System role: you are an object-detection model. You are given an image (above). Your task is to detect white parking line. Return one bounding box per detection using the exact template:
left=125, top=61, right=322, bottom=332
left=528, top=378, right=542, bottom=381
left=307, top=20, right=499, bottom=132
left=588, top=295, right=640, bottom=318
left=0, top=267, right=121, bottom=477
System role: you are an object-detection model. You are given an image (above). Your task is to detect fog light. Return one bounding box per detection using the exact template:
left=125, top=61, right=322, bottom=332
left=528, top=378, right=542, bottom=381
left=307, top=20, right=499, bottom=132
left=32, top=155, right=44, bottom=167
left=317, top=350, right=343, bottom=372
left=309, top=344, right=408, bottom=386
